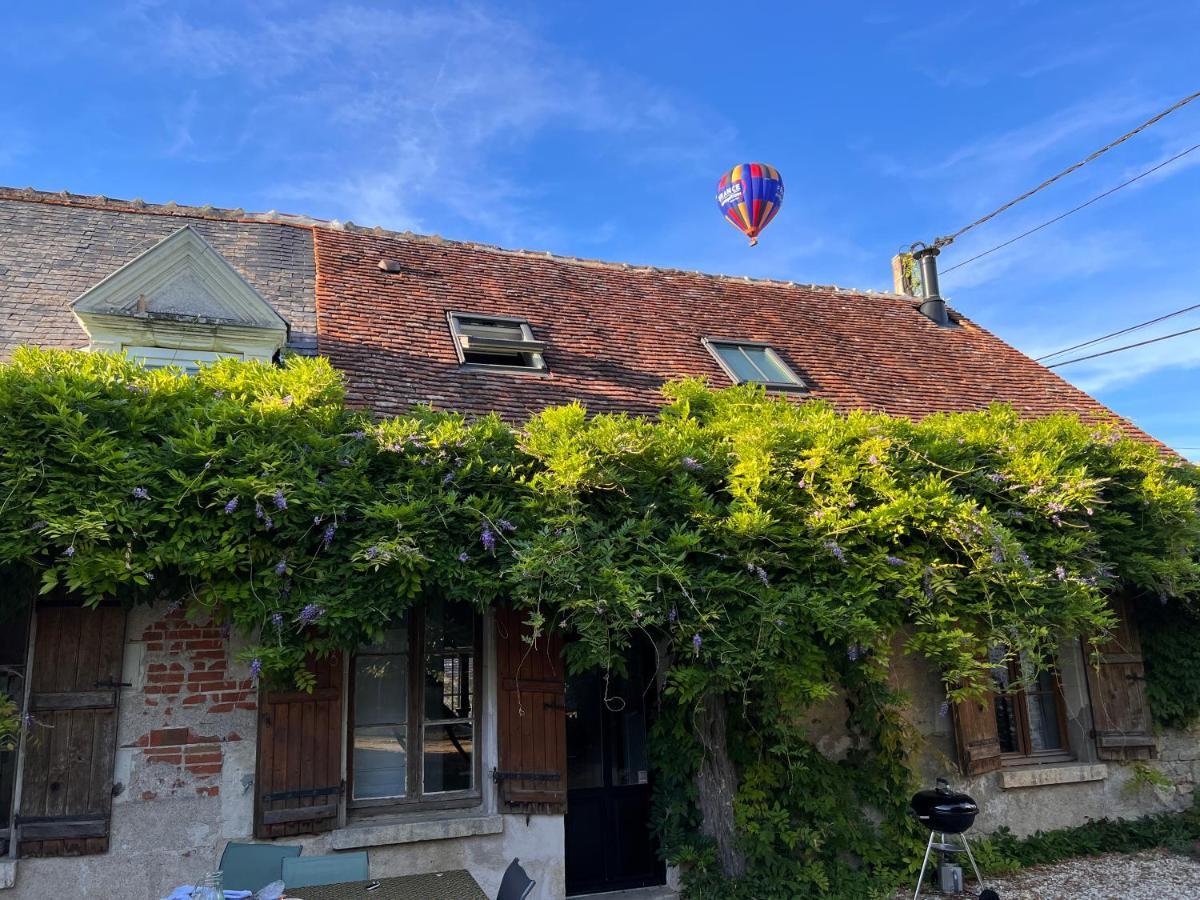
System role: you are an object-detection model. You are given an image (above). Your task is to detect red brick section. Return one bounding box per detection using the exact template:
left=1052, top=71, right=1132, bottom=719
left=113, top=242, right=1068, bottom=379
left=133, top=607, right=255, bottom=799
left=312, top=227, right=1153, bottom=440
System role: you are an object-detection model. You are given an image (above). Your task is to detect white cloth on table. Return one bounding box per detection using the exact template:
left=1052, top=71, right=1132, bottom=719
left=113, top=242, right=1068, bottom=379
left=162, top=888, right=253, bottom=900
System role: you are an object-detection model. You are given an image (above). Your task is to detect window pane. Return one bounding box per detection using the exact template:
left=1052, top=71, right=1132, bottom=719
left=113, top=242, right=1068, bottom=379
left=713, top=344, right=761, bottom=382
left=1025, top=690, right=1064, bottom=751
left=424, top=652, right=474, bottom=721
left=741, top=347, right=796, bottom=384
left=426, top=599, right=474, bottom=653
left=423, top=723, right=473, bottom=793
left=990, top=658, right=1021, bottom=753
left=353, top=616, right=410, bottom=800
left=352, top=725, right=408, bottom=800
left=457, top=317, right=526, bottom=342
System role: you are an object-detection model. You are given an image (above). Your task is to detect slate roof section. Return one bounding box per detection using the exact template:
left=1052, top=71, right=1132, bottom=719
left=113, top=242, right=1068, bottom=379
left=0, top=188, right=317, bottom=358
left=313, top=226, right=1141, bottom=434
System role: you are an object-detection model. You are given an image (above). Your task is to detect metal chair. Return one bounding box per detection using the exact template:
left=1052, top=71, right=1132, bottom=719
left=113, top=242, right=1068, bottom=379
left=218, top=841, right=302, bottom=892
left=496, top=857, right=535, bottom=900
left=282, top=851, right=370, bottom=888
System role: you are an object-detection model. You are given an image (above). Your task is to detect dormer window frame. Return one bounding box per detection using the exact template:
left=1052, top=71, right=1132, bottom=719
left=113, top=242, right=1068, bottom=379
left=446, top=311, right=548, bottom=375
left=701, top=337, right=807, bottom=393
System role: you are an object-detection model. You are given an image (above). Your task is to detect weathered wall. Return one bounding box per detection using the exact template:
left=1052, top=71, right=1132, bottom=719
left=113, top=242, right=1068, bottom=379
left=3, top=602, right=565, bottom=899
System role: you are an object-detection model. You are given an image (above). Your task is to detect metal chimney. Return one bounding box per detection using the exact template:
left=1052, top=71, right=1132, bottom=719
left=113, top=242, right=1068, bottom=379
left=911, top=246, right=949, bottom=326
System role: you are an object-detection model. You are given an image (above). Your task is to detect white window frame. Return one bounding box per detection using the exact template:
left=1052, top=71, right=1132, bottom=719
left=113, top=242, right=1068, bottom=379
left=446, top=312, right=547, bottom=374
left=701, top=338, right=807, bottom=392
left=123, top=346, right=244, bottom=375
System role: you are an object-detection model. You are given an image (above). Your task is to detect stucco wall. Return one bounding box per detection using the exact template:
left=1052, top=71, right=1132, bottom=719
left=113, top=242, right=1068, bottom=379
left=3, top=602, right=565, bottom=899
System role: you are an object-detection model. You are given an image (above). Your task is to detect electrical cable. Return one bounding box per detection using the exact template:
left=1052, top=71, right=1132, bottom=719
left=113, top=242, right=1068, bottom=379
left=932, top=88, right=1200, bottom=249
left=941, top=142, right=1200, bottom=275
left=1044, top=324, right=1200, bottom=368
left=1035, top=301, right=1200, bottom=361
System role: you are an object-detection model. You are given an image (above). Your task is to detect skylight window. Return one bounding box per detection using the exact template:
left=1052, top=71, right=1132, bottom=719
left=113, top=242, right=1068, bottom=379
left=448, top=312, right=546, bottom=371
left=702, top=339, right=805, bottom=391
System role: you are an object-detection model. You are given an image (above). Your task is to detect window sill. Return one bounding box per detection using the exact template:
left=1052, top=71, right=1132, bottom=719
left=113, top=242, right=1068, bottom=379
left=1000, top=762, right=1108, bottom=790
left=330, top=811, right=504, bottom=850
left=0, top=860, right=16, bottom=890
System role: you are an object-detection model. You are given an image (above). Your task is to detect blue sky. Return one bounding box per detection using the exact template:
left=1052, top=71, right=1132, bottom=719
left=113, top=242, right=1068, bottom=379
left=2, top=1, right=1198, bottom=458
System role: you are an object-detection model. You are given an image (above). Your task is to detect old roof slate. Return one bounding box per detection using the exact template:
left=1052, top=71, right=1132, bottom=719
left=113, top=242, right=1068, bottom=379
left=0, top=189, right=317, bottom=358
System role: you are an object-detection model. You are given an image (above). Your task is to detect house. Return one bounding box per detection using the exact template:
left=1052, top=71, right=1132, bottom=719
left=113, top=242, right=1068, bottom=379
left=0, top=186, right=1195, bottom=898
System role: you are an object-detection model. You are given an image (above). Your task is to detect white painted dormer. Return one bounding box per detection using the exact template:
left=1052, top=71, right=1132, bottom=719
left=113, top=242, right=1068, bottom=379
left=71, top=225, right=289, bottom=371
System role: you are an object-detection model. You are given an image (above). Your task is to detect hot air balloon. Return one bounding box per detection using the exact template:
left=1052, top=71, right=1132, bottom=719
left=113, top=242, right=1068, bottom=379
left=716, top=163, right=784, bottom=246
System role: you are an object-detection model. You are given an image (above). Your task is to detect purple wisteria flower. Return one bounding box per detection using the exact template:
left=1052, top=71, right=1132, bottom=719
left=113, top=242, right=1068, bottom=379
left=255, top=501, right=265, bottom=520
left=681, top=456, right=703, bottom=472
left=824, top=540, right=846, bottom=563
left=365, top=546, right=379, bottom=561
left=921, top=567, right=935, bottom=601
left=847, top=644, right=863, bottom=662
left=339, top=458, right=352, bottom=467
left=322, top=523, right=337, bottom=547
left=668, top=608, right=678, bottom=624
left=442, top=472, right=456, bottom=486
left=991, top=544, right=1005, bottom=565
left=498, top=519, right=516, bottom=533
left=250, top=658, right=263, bottom=680
left=1051, top=514, right=1062, bottom=527
left=29, top=520, right=47, bottom=531
left=146, top=572, right=156, bottom=582
left=797, top=478, right=807, bottom=489
left=299, top=603, right=325, bottom=624
left=867, top=454, right=879, bottom=465
left=275, top=559, right=288, bottom=576
left=938, top=700, right=951, bottom=718
left=281, top=394, right=294, bottom=407
left=224, top=497, right=239, bottom=514
left=986, top=472, right=1005, bottom=484
left=351, top=430, right=366, bottom=440
left=480, top=527, right=496, bottom=553
left=458, top=552, right=470, bottom=563
left=1017, top=550, right=1031, bottom=568
left=270, top=612, right=284, bottom=630
left=22, top=712, right=35, bottom=729
left=132, top=486, right=150, bottom=500
left=885, top=555, right=905, bottom=567
left=273, top=489, right=288, bottom=510
left=692, top=633, right=702, bottom=655
left=1054, top=565, right=1067, bottom=581
left=264, top=516, right=274, bottom=530
left=313, top=514, right=325, bottom=525
left=746, top=563, right=769, bottom=586
left=63, top=546, right=75, bottom=558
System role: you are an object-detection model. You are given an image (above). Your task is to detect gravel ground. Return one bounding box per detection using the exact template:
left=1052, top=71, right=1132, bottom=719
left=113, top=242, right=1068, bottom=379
left=898, top=848, right=1200, bottom=899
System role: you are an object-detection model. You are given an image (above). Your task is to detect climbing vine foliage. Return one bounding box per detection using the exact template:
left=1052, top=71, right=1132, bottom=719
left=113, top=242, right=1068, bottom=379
left=1, top=349, right=1198, bottom=896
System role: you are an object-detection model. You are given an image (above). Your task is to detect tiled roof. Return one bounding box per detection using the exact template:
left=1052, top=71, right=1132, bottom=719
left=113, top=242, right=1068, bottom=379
left=314, top=226, right=1144, bottom=435
left=0, top=188, right=318, bottom=357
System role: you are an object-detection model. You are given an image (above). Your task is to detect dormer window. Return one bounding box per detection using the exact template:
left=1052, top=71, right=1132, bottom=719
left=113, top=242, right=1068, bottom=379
left=447, top=312, right=546, bottom=372
left=702, top=338, right=805, bottom=391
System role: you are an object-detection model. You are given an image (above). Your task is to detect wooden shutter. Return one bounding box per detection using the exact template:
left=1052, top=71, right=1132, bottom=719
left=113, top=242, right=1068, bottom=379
left=254, top=653, right=344, bottom=838
left=1085, top=596, right=1156, bottom=761
left=952, top=690, right=1003, bottom=776
left=17, top=605, right=127, bottom=858
left=495, top=605, right=567, bottom=814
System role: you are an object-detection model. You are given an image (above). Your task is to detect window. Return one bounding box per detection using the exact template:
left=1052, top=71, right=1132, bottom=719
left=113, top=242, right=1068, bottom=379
left=350, top=599, right=480, bottom=809
left=124, top=346, right=244, bottom=374
left=702, top=339, right=805, bottom=390
left=990, top=650, right=1070, bottom=762
left=447, top=312, right=546, bottom=371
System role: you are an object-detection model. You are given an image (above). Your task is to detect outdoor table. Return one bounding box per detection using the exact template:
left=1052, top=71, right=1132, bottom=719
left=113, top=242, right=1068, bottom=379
left=286, top=869, right=488, bottom=900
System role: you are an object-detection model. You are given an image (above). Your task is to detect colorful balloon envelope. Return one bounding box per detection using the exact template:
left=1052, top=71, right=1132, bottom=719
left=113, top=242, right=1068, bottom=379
left=716, top=163, right=784, bottom=246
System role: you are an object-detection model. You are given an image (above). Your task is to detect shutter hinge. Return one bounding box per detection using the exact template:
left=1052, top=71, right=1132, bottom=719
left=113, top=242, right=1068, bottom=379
left=95, top=679, right=132, bottom=688
left=492, top=768, right=562, bottom=784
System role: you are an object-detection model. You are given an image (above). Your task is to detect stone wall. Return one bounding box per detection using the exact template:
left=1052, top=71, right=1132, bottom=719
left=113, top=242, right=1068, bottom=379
left=2, top=601, right=565, bottom=899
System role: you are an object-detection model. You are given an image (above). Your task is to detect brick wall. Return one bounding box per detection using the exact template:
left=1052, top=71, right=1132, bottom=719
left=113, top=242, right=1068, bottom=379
left=120, top=607, right=256, bottom=804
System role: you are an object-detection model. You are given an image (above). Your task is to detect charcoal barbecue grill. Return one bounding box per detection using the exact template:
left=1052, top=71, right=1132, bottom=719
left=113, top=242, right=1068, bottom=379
left=910, top=778, right=999, bottom=899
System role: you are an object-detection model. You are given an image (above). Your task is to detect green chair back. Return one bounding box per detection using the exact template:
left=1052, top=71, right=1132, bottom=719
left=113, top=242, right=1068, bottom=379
left=282, top=852, right=370, bottom=888
left=219, top=841, right=302, bottom=892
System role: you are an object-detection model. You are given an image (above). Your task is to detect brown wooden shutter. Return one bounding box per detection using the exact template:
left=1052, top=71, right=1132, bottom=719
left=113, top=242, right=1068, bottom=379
left=17, top=605, right=127, bottom=858
left=1085, top=596, right=1156, bottom=761
left=495, top=605, right=567, bottom=814
left=254, top=652, right=344, bottom=838
left=952, top=689, right=1003, bottom=776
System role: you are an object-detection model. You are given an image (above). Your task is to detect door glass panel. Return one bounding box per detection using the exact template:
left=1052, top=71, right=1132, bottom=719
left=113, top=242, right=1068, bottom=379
left=566, top=671, right=605, bottom=790
left=423, top=723, right=473, bottom=793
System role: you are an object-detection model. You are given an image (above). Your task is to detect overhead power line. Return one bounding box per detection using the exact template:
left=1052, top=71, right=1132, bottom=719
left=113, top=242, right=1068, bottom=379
left=1035, top=300, right=1200, bottom=361
left=942, top=142, right=1200, bottom=275
left=1045, top=323, right=1200, bottom=369
left=932, top=88, right=1200, bottom=249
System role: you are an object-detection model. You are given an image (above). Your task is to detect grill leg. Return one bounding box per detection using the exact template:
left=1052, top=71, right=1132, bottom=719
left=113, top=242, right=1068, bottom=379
left=913, top=831, right=936, bottom=900
left=958, top=833, right=987, bottom=892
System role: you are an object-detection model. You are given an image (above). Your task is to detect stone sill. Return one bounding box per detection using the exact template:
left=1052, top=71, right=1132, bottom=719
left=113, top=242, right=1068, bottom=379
left=0, top=860, right=16, bottom=890
left=1000, top=762, right=1108, bottom=790
left=331, top=813, right=504, bottom=850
